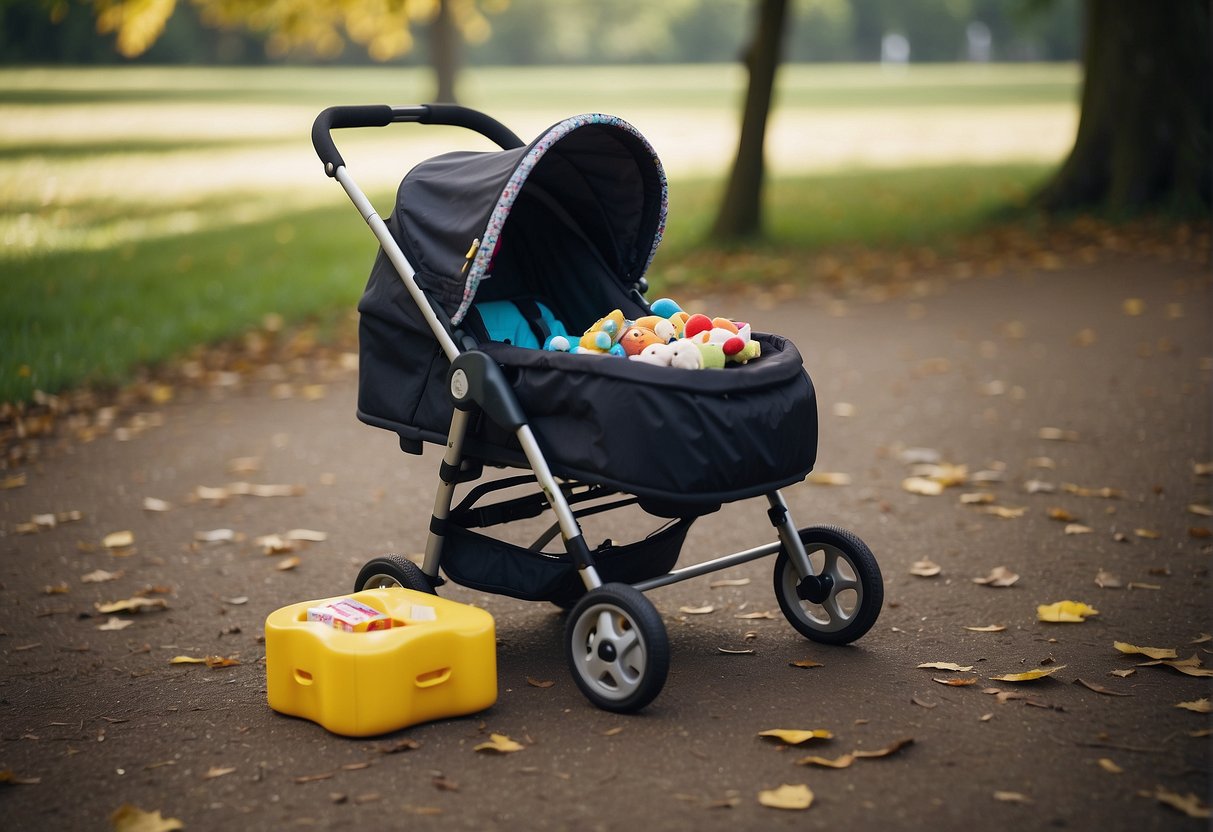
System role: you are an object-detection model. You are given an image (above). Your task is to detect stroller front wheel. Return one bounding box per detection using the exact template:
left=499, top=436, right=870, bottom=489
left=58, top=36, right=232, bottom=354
left=565, top=583, right=669, bottom=713
left=354, top=554, right=437, bottom=595
left=773, top=525, right=882, bottom=645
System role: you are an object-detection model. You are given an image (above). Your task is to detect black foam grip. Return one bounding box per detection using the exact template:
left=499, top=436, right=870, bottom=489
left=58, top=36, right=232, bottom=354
left=311, top=105, right=393, bottom=175
left=419, top=104, right=525, bottom=150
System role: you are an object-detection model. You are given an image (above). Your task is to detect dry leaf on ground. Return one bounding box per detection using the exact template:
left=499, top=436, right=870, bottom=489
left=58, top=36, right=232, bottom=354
left=709, top=578, right=750, bottom=588
left=851, top=737, right=914, bottom=759
left=1047, top=508, right=1077, bottom=522
left=796, top=754, right=854, bottom=769
left=758, top=729, right=833, bottom=745
left=1175, top=698, right=1211, bottom=713
left=1114, top=642, right=1177, bottom=660
left=910, top=559, right=941, bottom=577
left=973, top=567, right=1019, bottom=587
left=142, top=497, right=172, bottom=512
left=1074, top=678, right=1131, bottom=697
left=526, top=678, right=555, bottom=689
left=1065, top=523, right=1094, bottom=535
left=960, top=492, right=996, bottom=505
left=994, top=791, right=1032, bottom=803
left=917, top=662, right=975, bottom=672
left=789, top=659, right=824, bottom=669
left=757, top=784, right=814, bottom=810
left=203, top=766, right=236, bottom=780
left=934, top=677, right=979, bottom=686
left=679, top=605, right=714, bottom=615
left=1097, top=758, right=1123, bottom=774
left=989, top=665, right=1066, bottom=682
left=807, top=472, right=851, bottom=486
left=97, top=617, right=133, bottom=631
left=984, top=506, right=1028, bottom=520
left=1037, top=601, right=1098, bottom=622
left=110, top=805, right=184, bottom=832
left=474, top=733, right=523, bottom=753
left=902, top=477, right=944, bottom=496
left=1151, top=787, right=1211, bottom=820
left=735, top=611, right=775, bottom=620
left=103, top=530, right=134, bottom=549
left=277, top=556, right=302, bottom=571
left=82, top=569, right=122, bottom=583
left=965, top=625, right=1006, bottom=632
left=1095, top=570, right=1123, bottom=588
left=95, top=597, right=168, bottom=615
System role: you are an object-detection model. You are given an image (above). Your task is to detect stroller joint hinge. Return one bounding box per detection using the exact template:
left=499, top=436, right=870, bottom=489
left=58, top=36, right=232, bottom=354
left=429, top=516, right=446, bottom=537
left=767, top=505, right=788, bottom=528
left=439, top=459, right=462, bottom=484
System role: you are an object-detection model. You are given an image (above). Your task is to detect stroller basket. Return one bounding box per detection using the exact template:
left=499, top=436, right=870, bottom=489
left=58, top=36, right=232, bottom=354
left=441, top=518, right=691, bottom=604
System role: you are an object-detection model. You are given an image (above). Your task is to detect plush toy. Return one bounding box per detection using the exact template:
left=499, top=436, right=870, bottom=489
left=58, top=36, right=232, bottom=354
left=630, top=339, right=725, bottom=370
left=578, top=309, right=627, bottom=355
left=618, top=324, right=666, bottom=357
left=682, top=315, right=761, bottom=364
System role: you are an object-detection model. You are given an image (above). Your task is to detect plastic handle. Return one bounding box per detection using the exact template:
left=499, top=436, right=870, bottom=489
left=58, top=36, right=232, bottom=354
left=312, top=105, right=394, bottom=176
left=415, top=667, right=452, bottom=688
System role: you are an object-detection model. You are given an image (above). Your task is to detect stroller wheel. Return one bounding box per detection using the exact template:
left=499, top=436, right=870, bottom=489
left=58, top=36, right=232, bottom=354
left=565, top=583, right=668, bottom=713
left=354, top=554, right=436, bottom=594
left=773, top=525, right=882, bottom=645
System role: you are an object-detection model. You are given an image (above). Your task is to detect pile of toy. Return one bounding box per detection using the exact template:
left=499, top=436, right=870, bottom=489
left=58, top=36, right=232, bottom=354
left=544, top=298, right=761, bottom=370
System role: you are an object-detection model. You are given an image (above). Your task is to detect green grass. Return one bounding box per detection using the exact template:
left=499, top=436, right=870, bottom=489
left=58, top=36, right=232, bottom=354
left=0, top=64, right=1075, bottom=404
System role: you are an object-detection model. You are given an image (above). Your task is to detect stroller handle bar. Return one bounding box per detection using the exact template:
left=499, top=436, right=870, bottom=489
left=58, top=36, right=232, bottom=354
left=312, top=104, right=525, bottom=177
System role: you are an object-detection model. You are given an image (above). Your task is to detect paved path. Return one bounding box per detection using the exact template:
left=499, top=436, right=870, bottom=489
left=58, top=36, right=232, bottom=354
left=2, top=254, right=1210, bottom=830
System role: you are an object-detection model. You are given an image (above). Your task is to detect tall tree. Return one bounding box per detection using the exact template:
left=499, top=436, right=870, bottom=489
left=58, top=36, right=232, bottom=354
left=711, top=0, right=790, bottom=241
left=73, top=0, right=496, bottom=102
left=1035, top=0, right=1211, bottom=213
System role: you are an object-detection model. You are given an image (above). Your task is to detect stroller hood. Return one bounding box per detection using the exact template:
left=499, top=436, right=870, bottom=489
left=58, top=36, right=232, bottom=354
left=388, top=113, right=668, bottom=325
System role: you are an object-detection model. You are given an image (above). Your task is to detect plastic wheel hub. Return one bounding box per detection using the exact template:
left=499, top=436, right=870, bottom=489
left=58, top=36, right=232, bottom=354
left=796, top=573, right=834, bottom=604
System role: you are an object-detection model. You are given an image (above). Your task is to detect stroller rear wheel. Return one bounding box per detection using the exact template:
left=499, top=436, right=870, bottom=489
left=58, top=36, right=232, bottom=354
left=773, top=525, right=882, bottom=645
left=354, top=554, right=436, bottom=595
left=565, top=583, right=668, bottom=713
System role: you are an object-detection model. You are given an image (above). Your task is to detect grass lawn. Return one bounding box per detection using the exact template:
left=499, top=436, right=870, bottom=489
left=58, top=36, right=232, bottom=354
left=1, top=64, right=1075, bottom=403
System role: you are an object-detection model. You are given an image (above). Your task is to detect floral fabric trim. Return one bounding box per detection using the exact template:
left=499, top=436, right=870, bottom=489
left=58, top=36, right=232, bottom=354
left=452, top=113, right=668, bottom=326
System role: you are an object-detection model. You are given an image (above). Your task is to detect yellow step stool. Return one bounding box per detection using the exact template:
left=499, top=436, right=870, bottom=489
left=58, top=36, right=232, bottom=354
left=266, top=588, right=496, bottom=736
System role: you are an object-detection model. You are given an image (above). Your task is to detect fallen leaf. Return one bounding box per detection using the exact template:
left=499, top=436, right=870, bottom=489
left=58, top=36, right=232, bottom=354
left=378, top=738, right=421, bottom=754
left=1134, top=528, right=1160, bottom=540
left=918, top=662, right=975, bottom=672
left=287, top=528, right=328, bottom=542
left=1121, top=297, right=1145, bottom=316
left=1151, top=786, right=1210, bottom=820
left=1149, top=657, right=1213, bottom=677
left=960, top=492, right=996, bottom=505
left=82, top=569, right=123, bottom=583
left=911, top=697, right=937, bottom=709
left=1109, top=669, right=1135, bottom=678
left=1191, top=527, right=1212, bottom=539
left=994, top=791, right=1032, bottom=803
left=1023, top=480, right=1056, bottom=494
left=708, top=578, right=750, bottom=588
left=0, top=768, right=40, bottom=785
left=1074, top=678, right=1131, bottom=697
left=1047, top=508, right=1077, bottom=522
left=169, top=656, right=206, bottom=664
left=110, top=805, right=184, bottom=832
left=902, top=477, right=944, bottom=496
left=203, top=766, right=236, bottom=780
left=1, top=473, right=27, bottom=489
left=431, top=776, right=459, bottom=792
left=851, top=737, right=914, bottom=759
left=910, top=559, right=941, bottom=577
left=1191, top=633, right=1212, bottom=645
left=474, top=733, right=523, bottom=753
left=294, top=772, right=334, bottom=784
left=965, top=625, right=1006, bottom=633
left=601, top=727, right=624, bottom=737
left=789, top=659, right=824, bottom=669
left=934, top=677, right=979, bottom=686
left=1064, top=483, right=1123, bottom=498
left=258, top=534, right=297, bottom=554
left=277, top=556, right=301, bottom=571
left=1037, top=601, right=1098, bottom=623
left=758, top=729, right=833, bottom=745
left=1176, top=698, right=1211, bottom=713
left=42, top=582, right=69, bottom=595
left=795, top=754, right=854, bottom=768
left=95, top=597, right=168, bottom=615
left=1095, top=569, right=1122, bottom=588
left=1127, top=582, right=1162, bottom=591
left=984, top=506, right=1028, bottom=520
left=807, top=471, right=851, bottom=486
left=1064, top=523, right=1094, bottom=535
left=990, top=666, right=1066, bottom=682
left=103, top=530, right=134, bottom=549
left=757, top=784, right=813, bottom=810
left=717, top=647, right=756, bottom=655
left=1189, top=504, right=1213, bottom=517
left=679, top=605, right=714, bottom=615
left=1038, top=427, right=1079, bottom=442
left=1097, top=758, right=1123, bottom=774
left=142, top=497, right=172, bottom=512
left=1114, top=641, right=1177, bottom=659
left=205, top=655, right=241, bottom=668
left=526, top=677, right=555, bottom=689
left=195, top=529, right=236, bottom=544
left=973, top=567, right=1019, bottom=588
left=734, top=611, right=775, bottom=620
left=1191, top=728, right=1213, bottom=738
left=97, top=617, right=133, bottom=631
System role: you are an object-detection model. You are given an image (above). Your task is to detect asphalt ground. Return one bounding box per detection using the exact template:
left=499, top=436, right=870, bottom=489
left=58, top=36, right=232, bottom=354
left=1, top=252, right=1210, bottom=830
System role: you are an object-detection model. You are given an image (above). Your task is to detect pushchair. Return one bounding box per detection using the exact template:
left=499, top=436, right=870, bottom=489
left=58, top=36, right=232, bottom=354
left=312, top=104, right=883, bottom=713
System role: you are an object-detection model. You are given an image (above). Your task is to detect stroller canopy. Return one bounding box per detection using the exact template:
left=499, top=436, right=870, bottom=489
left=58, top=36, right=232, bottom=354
left=389, top=114, right=668, bottom=326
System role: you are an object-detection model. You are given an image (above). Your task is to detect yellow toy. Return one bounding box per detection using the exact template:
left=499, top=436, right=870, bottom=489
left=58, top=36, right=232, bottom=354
left=578, top=309, right=627, bottom=353
left=266, top=588, right=496, bottom=736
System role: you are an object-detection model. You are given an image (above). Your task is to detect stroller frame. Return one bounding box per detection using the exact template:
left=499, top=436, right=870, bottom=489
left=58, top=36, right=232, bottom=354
left=313, top=104, right=883, bottom=713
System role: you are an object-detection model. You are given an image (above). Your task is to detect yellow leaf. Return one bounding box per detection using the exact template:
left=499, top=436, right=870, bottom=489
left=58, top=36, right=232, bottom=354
left=989, top=665, right=1066, bottom=682
left=917, top=662, right=974, bottom=672
left=902, top=477, right=944, bottom=496
left=796, top=754, right=854, bottom=769
left=1152, top=787, right=1210, bottom=820
left=1047, top=507, right=1077, bottom=522
left=807, top=471, right=851, bottom=486
left=97, top=617, right=133, bottom=631
left=1113, top=641, right=1177, bottom=660
left=1064, top=523, right=1093, bottom=535
left=851, top=737, right=914, bottom=759
left=757, top=784, right=814, bottom=810
left=204, top=655, right=241, bottom=668
left=934, top=677, right=978, bottom=686
left=1037, top=601, right=1098, bottom=623
left=473, top=733, right=523, bottom=753
left=757, top=729, right=833, bottom=745
left=203, top=766, right=236, bottom=779
left=1121, top=298, right=1145, bottom=316
left=277, top=555, right=302, bottom=571
left=994, top=791, right=1032, bottom=803
left=1188, top=504, right=1213, bottom=517
left=960, top=492, right=996, bottom=505
left=95, top=597, right=168, bottom=615
left=103, top=530, right=134, bottom=549
left=1097, top=758, right=1123, bottom=774
left=170, top=656, right=206, bottom=664
left=789, top=659, right=824, bottom=669
left=1176, top=698, right=1211, bottom=713
left=109, top=804, right=184, bottom=832
left=1134, top=528, right=1160, bottom=539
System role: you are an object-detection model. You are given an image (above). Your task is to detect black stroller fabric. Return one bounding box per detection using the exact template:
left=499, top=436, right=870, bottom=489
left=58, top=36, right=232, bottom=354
left=357, top=114, right=819, bottom=504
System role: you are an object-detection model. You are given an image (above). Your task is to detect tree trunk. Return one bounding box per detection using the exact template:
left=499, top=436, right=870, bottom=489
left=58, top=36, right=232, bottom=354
left=430, top=0, right=460, bottom=104
left=1035, top=0, right=1211, bottom=214
left=710, top=0, right=790, bottom=240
